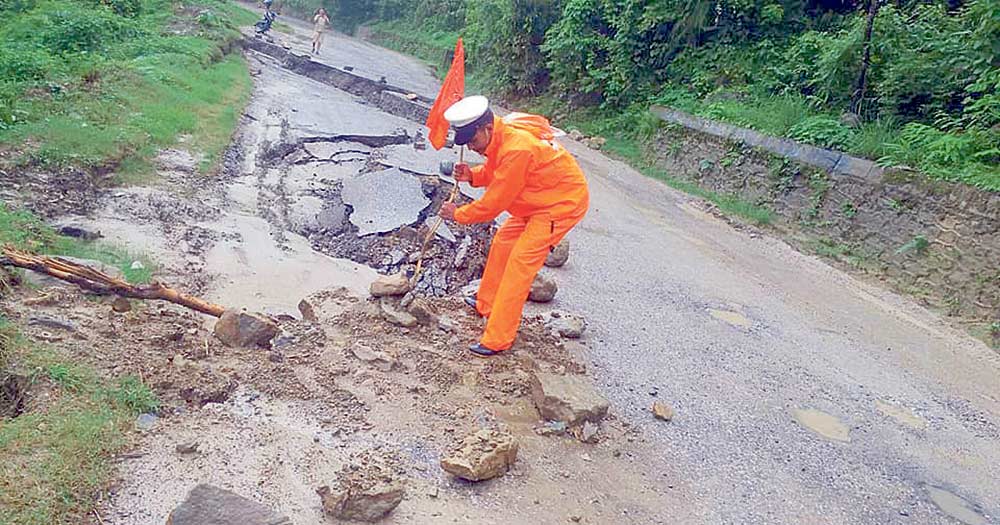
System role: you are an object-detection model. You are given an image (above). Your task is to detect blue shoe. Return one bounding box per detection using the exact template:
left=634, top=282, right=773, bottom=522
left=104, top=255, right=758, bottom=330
left=468, top=343, right=502, bottom=358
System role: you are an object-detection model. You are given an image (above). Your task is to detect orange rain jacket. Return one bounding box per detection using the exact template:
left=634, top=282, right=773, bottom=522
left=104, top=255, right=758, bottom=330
left=453, top=115, right=589, bottom=225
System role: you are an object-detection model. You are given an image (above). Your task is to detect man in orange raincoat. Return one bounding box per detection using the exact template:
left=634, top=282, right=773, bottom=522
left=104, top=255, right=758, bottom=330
left=438, top=96, right=589, bottom=357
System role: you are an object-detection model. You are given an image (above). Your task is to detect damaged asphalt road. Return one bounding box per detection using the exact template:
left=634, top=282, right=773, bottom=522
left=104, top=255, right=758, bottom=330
left=16, top=13, right=998, bottom=525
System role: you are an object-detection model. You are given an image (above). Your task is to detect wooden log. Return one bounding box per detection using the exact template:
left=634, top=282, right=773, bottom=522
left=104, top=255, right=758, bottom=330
left=0, top=246, right=226, bottom=317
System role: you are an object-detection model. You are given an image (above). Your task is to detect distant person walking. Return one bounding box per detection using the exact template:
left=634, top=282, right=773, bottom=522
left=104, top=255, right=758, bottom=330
left=312, top=7, right=330, bottom=55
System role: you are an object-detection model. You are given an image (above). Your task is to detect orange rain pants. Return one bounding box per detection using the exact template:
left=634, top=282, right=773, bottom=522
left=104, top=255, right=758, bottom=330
left=454, top=115, right=589, bottom=351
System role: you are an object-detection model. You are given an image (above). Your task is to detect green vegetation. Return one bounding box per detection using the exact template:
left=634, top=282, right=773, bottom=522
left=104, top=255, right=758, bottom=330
left=0, top=202, right=153, bottom=283
left=0, top=0, right=254, bottom=178
left=334, top=0, right=999, bottom=192
left=0, top=315, right=159, bottom=525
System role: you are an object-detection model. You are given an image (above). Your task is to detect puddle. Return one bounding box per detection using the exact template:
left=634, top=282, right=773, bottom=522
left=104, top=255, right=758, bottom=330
left=876, top=400, right=926, bottom=430
left=709, top=308, right=751, bottom=329
left=793, top=408, right=851, bottom=442
left=926, top=486, right=987, bottom=525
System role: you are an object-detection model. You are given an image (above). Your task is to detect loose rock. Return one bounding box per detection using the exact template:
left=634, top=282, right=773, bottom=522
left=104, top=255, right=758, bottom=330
left=298, top=299, right=318, bottom=323
left=531, top=373, right=610, bottom=426
left=542, top=311, right=587, bottom=339
left=213, top=310, right=279, bottom=349
left=317, top=482, right=405, bottom=523
left=652, top=401, right=674, bottom=421
left=167, top=484, right=292, bottom=525
left=135, top=413, right=158, bottom=431
left=57, top=224, right=102, bottom=241
left=579, top=421, right=600, bottom=443
left=379, top=298, right=418, bottom=328
left=568, top=129, right=584, bottom=141
left=176, top=442, right=200, bottom=454
left=406, top=297, right=436, bottom=325
left=440, top=428, right=519, bottom=481
left=534, top=420, right=568, bottom=436
left=348, top=343, right=398, bottom=372
left=545, top=240, right=570, bottom=268
left=111, top=296, right=132, bottom=313
left=27, top=314, right=77, bottom=332
left=370, top=273, right=411, bottom=297
left=529, top=273, right=558, bottom=303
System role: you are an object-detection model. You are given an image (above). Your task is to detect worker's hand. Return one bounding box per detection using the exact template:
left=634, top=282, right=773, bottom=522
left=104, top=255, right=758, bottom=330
left=439, top=202, right=457, bottom=221
left=453, top=163, right=473, bottom=183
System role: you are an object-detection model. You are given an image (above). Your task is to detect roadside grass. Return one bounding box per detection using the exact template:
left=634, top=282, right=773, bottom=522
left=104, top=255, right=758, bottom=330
left=0, top=314, right=158, bottom=525
left=0, top=0, right=254, bottom=181
left=653, top=88, right=1000, bottom=192
left=0, top=203, right=153, bottom=283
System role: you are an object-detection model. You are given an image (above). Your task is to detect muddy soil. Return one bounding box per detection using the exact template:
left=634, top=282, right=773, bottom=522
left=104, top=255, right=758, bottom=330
left=0, top=280, right=672, bottom=524
left=0, top=27, right=684, bottom=525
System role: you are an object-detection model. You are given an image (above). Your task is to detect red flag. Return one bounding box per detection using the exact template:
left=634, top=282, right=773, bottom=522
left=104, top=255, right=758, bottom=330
left=426, top=38, right=465, bottom=150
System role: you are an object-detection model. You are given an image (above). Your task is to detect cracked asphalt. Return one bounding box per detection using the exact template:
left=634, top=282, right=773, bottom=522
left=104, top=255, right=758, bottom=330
left=244, top=11, right=1000, bottom=524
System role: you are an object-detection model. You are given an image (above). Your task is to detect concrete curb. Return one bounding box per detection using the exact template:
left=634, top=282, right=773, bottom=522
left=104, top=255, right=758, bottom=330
left=243, top=35, right=433, bottom=124
left=650, top=106, right=885, bottom=180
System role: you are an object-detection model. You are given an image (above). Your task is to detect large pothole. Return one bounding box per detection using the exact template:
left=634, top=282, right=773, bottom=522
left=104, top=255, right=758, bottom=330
left=255, top=134, right=493, bottom=296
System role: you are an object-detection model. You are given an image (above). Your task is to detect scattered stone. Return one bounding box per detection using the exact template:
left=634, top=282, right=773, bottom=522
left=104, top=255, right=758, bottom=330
left=298, top=299, right=318, bottom=324
left=27, top=314, right=77, bottom=332
left=166, top=484, right=292, bottom=525
left=213, top=310, right=279, bottom=349
left=400, top=292, right=415, bottom=309
left=175, top=442, right=200, bottom=454
left=568, top=129, right=584, bottom=141
left=541, top=311, right=587, bottom=339
left=408, top=252, right=421, bottom=264
left=579, top=421, right=600, bottom=443
left=534, top=420, right=568, bottom=436
left=545, top=239, right=570, bottom=267
left=652, top=401, right=674, bottom=421
left=460, top=279, right=481, bottom=299
left=272, top=331, right=296, bottom=350
left=369, top=273, right=411, bottom=297
left=437, top=316, right=456, bottom=333
left=424, top=216, right=457, bottom=243
left=440, top=428, right=519, bottom=482
left=453, top=235, right=472, bottom=268
left=406, top=297, right=436, bottom=325
left=348, top=343, right=398, bottom=372
left=570, top=515, right=582, bottom=522
left=379, top=298, right=418, bottom=328
left=111, top=296, right=132, bottom=313
left=57, top=224, right=101, bottom=241
left=529, top=273, right=558, bottom=303
left=135, top=413, right=158, bottom=431
left=531, top=373, right=610, bottom=426
left=317, top=482, right=405, bottom=523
